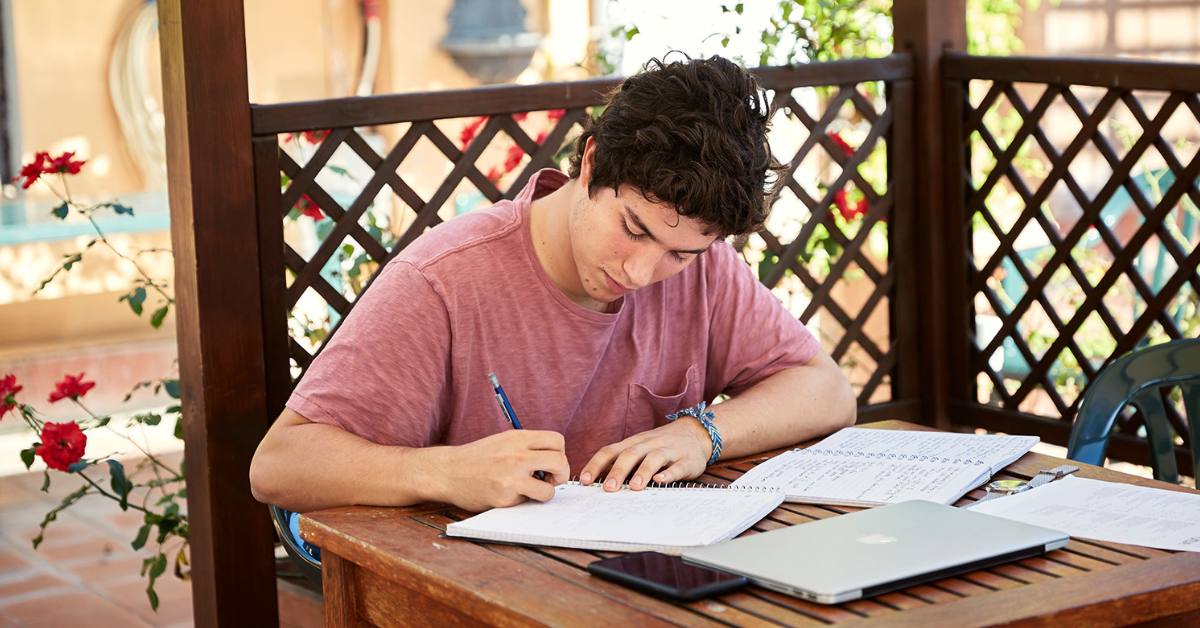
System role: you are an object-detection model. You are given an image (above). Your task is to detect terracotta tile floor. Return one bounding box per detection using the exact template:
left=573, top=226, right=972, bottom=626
left=0, top=457, right=192, bottom=628
left=0, top=456, right=324, bottom=628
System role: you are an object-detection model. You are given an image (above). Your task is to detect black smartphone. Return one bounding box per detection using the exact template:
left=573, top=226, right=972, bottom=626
left=586, top=551, right=747, bottom=601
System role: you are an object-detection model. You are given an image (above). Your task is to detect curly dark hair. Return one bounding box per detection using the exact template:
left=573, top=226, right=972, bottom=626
left=567, top=54, right=787, bottom=238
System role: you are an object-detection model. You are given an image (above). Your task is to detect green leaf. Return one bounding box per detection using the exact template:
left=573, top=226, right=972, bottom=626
left=758, top=251, right=779, bottom=283
left=121, top=286, right=146, bottom=316
left=51, top=202, right=69, bottom=219
left=735, top=2, right=743, bottom=14
left=20, top=447, right=36, bottom=470
left=106, top=460, right=134, bottom=510
left=41, top=471, right=50, bottom=492
left=163, top=380, right=180, bottom=399
left=124, top=380, right=154, bottom=402
left=150, top=305, right=169, bottom=329
left=110, top=203, right=134, bottom=216
left=67, top=460, right=88, bottom=473
left=165, top=405, right=181, bottom=414
left=179, top=488, right=187, bottom=498
left=341, top=243, right=355, bottom=257
left=146, top=585, right=159, bottom=612
left=721, top=36, right=730, bottom=48
left=280, top=173, right=291, bottom=187
left=174, top=417, right=184, bottom=440
left=61, top=253, right=83, bottom=271
left=141, top=556, right=154, bottom=576
left=132, top=524, right=152, bottom=550
left=149, top=552, right=167, bottom=579
left=326, top=165, right=352, bottom=178
left=625, top=26, right=639, bottom=40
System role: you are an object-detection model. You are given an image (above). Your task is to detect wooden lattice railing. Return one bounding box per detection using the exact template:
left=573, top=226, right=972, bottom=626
left=943, top=54, right=1200, bottom=471
left=248, top=55, right=918, bottom=422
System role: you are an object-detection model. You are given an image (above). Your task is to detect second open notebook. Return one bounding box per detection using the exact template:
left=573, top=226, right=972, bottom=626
left=445, top=481, right=784, bottom=555
left=731, top=427, right=1039, bottom=507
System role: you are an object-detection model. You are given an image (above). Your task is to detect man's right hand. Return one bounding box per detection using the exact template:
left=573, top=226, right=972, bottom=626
left=432, top=430, right=570, bottom=512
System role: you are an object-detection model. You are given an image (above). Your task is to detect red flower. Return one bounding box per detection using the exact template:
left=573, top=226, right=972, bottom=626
left=513, top=112, right=528, bottom=122
left=486, top=166, right=504, bottom=183
left=828, top=132, right=855, bottom=158
left=0, top=374, right=22, bottom=419
left=47, top=151, right=86, bottom=175
left=502, top=143, right=525, bottom=173
left=547, top=109, right=566, bottom=123
left=535, top=130, right=549, bottom=145
left=460, top=116, right=488, bottom=150
left=48, top=373, right=96, bottom=404
left=301, top=130, right=328, bottom=144
left=14, top=152, right=50, bottom=189
left=295, top=194, right=322, bottom=220
left=834, top=189, right=868, bottom=222
left=35, top=422, right=87, bottom=472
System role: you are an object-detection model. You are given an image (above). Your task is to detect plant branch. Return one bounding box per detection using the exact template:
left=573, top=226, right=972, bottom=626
left=79, top=472, right=154, bottom=515
left=73, top=399, right=181, bottom=478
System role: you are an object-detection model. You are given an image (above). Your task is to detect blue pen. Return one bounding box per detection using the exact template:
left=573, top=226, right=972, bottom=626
left=488, top=372, right=546, bottom=481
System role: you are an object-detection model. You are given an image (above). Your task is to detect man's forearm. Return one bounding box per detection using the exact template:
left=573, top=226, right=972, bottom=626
left=710, top=351, right=856, bottom=460
left=249, top=413, right=448, bottom=512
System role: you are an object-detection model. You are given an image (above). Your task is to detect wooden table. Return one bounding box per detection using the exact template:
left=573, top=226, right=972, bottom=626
left=300, top=420, right=1200, bottom=627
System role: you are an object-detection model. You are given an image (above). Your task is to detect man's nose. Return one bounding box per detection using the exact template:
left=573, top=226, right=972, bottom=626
left=625, top=247, right=658, bottom=289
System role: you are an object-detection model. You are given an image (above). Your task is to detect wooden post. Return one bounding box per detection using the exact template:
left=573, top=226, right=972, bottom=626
left=892, top=0, right=967, bottom=429
left=157, top=0, right=279, bottom=625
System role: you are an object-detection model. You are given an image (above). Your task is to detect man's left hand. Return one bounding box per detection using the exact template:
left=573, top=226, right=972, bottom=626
left=579, top=418, right=713, bottom=491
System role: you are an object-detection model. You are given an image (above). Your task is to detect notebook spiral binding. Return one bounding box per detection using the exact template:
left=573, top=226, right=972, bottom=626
left=566, top=478, right=780, bottom=491
left=798, top=448, right=985, bottom=466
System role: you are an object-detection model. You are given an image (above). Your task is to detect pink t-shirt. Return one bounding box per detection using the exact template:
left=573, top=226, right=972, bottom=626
left=287, top=169, right=819, bottom=473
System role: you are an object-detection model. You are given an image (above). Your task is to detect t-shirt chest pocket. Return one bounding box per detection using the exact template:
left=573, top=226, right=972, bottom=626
left=623, top=364, right=702, bottom=439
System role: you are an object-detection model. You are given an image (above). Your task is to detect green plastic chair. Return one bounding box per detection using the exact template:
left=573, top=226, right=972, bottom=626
left=1067, top=338, right=1200, bottom=483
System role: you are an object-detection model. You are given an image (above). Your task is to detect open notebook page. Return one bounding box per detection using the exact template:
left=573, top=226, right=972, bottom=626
left=731, top=450, right=990, bottom=506
left=446, top=482, right=784, bottom=554
left=809, top=428, right=1039, bottom=473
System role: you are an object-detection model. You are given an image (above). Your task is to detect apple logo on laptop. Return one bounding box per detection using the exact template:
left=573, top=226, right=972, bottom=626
left=856, top=533, right=899, bottom=545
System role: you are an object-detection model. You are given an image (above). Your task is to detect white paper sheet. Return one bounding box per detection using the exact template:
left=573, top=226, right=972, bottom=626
left=970, top=475, right=1200, bottom=552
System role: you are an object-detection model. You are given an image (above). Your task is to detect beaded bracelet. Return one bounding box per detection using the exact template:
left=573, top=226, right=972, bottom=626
left=666, top=401, right=723, bottom=466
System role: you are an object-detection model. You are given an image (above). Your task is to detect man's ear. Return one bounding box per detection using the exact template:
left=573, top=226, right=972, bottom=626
left=580, top=137, right=596, bottom=188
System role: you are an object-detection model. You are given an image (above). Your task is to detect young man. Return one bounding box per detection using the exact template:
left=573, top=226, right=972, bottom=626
left=250, top=55, right=856, bottom=514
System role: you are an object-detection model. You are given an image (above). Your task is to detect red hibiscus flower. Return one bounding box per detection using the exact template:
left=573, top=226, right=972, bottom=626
left=0, top=374, right=22, bottom=419
left=14, top=152, right=50, bottom=189
left=295, top=194, right=322, bottom=220
left=502, top=143, right=525, bottom=173
left=35, top=422, right=87, bottom=472
left=48, top=373, right=96, bottom=404
left=301, top=130, right=328, bottom=144
left=834, top=189, right=868, bottom=222
left=460, top=116, right=488, bottom=150
left=547, top=109, right=566, bottom=123
left=47, top=151, right=86, bottom=175
left=828, top=132, right=855, bottom=158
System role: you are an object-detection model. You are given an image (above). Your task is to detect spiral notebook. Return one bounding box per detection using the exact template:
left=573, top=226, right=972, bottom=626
left=731, top=428, right=1039, bottom=508
left=445, top=481, right=784, bottom=555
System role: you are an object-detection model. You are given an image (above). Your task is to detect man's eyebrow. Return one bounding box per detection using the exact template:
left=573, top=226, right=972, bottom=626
left=624, top=205, right=710, bottom=255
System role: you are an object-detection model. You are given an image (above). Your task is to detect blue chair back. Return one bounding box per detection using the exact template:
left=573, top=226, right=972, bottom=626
left=269, top=505, right=322, bottom=587
left=1067, top=338, right=1200, bottom=483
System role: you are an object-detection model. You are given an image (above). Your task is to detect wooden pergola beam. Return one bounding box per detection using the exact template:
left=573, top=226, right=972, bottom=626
left=157, top=0, right=279, bottom=625
left=893, top=0, right=968, bottom=430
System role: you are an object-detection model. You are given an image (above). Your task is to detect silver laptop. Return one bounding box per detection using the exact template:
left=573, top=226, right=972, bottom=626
left=682, top=499, right=1068, bottom=604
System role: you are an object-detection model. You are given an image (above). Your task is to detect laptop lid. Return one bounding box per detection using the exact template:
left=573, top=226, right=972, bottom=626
left=682, top=499, right=1069, bottom=604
